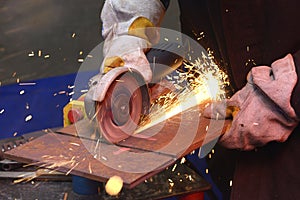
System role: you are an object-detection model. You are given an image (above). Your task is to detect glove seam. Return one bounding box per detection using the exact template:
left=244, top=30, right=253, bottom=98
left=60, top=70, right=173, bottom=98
left=253, top=84, right=299, bottom=123
left=291, top=50, right=300, bottom=118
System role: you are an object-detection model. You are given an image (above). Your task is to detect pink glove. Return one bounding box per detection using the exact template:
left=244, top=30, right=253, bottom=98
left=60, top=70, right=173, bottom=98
left=204, top=54, right=299, bottom=150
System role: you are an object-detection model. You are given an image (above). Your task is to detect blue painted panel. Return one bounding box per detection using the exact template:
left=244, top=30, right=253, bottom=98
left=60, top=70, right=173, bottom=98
left=0, top=71, right=97, bottom=139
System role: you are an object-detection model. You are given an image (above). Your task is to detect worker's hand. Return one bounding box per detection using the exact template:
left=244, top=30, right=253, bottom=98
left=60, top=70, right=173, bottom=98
left=204, top=54, right=299, bottom=150
left=101, top=35, right=153, bottom=83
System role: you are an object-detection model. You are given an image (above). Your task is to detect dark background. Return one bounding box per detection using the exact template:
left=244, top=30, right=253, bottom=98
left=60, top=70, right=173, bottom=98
left=0, top=0, right=181, bottom=86
left=0, top=0, right=181, bottom=138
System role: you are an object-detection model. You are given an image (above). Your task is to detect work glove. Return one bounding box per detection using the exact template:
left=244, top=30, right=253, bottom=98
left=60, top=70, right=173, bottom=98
left=204, top=54, right=299, bottom=150
left=101, top=35, right=153, bottom=83
left=100, top=0, right=165, bottom=82
left=84, top=0, right=165, bottom=118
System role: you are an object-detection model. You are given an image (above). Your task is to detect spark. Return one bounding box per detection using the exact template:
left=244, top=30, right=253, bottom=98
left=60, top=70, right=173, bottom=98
left=80, top=89, right=88, bottom=93
left=13, top=174, right=37, bottom=184
left=38, top=50, right=42, bottom=57
left=172, top=164, right=177, bottom=172
left=94, top=139, right=100, bottom=153
left=19, top=90, right=25, bottom=95
left=0, top=109, right=4, bottom=114
left=245, top=58, right=256, bottom=67
left=70, top=142, right=80, bottom=146
left=26, top=154, right=86, bottom=178
left=44, top=54, right=50, bottom=59
left=198, top=147, right=202, bottom=158
left=66, top=162, right=80, bottom=175
left=101, top=156, right=107, bottom=161
left=58, top=91, right=66, bottom=94
left=79, top=51, right=83, bottom=55
left=19, top=82, right=36, bottom=86
left=113, top=147, right=131, bottom=155
left=135, top=51, right=229, bottom=133
left=187, top=175, right=194, bottom=181
left=71, top=33, right=76, bottom=38
left=180, top=157, right=186, bottom=164
left=230, top=180, right=233, bottom=187
left=28, top=52, right=34, bottom=57
left=25, top=115, right=33, bottom=122
left=88, top=162, right=93, bottom=174
left=168, top=178, right=175, bottom=188
left=78, top=58, right=84, bottom=63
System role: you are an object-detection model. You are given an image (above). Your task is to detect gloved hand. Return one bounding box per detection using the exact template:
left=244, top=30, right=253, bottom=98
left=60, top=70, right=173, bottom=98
left=101, top=35, right=153, bottom=83
left=100, top=0, right=165, bottom=82
left=85, top=0, right=166, bottom=118
left=204, top=54, right=299, bottom=150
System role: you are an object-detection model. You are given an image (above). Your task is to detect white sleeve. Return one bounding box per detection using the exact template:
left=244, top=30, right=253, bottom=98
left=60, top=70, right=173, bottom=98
left=100, top=0, right=166, bottom=41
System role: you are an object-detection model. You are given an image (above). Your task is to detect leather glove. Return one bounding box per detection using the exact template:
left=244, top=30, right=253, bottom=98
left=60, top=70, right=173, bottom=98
left=84, top=0, right=165, bottom=117
left=100, top=0, right=165, bottom=82
left=204, top=54, right=299, bottom=150
left=101, top=35, right=153, bottom=83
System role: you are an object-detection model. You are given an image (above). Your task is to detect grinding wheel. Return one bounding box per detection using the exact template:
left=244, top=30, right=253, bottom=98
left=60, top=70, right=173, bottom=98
left=96, top=72, right=144, bottom=143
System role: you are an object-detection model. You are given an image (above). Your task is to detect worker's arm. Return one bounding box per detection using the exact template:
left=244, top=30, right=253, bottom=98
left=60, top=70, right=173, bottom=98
left=205, top=54, right=300, bottom=150
left=100, top=0, right=167, bottom=83
left=84, top=1, right=168, bottom=118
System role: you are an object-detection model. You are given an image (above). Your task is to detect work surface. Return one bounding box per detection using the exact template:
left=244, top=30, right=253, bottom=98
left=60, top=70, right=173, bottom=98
left=0, top=160, right=210, bottom=200
left=4, top=103, right=229, bottom=188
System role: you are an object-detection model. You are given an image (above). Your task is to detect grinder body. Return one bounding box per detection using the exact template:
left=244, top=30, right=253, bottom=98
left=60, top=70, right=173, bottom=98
left=86, top=43, right=184, bottom=143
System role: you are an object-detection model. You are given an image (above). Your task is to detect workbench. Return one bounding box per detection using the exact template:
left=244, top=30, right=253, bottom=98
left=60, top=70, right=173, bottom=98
left=0, top=160, right=209, bottom=200
left=2, top=103, right=229, bottom=199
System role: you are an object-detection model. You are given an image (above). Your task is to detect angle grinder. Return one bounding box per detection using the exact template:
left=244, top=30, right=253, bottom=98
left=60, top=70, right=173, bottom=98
left=87, top=43, right=184, bottom=143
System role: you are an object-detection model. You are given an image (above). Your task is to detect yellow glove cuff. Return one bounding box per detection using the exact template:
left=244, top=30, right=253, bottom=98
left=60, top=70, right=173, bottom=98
left=103, top=56, right=125, bottom=73
left=129, top=17, right=158, bottom=45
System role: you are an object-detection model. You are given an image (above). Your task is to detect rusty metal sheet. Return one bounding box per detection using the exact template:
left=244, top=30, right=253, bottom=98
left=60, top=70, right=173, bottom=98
left=120, top=105, right=229, bottom=157
left=57, top=104, right=229, bottom=157
left=4, top=133, right=174, bottom=188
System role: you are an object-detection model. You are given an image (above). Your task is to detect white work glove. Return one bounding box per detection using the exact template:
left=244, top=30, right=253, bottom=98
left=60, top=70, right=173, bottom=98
left=100, top=0, right=165, bottom=83
left=204, top=54, right=299, bottom=150
left=101, top=35, right=153, bottom=82
left=84, top=0, right=166, bottom=117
